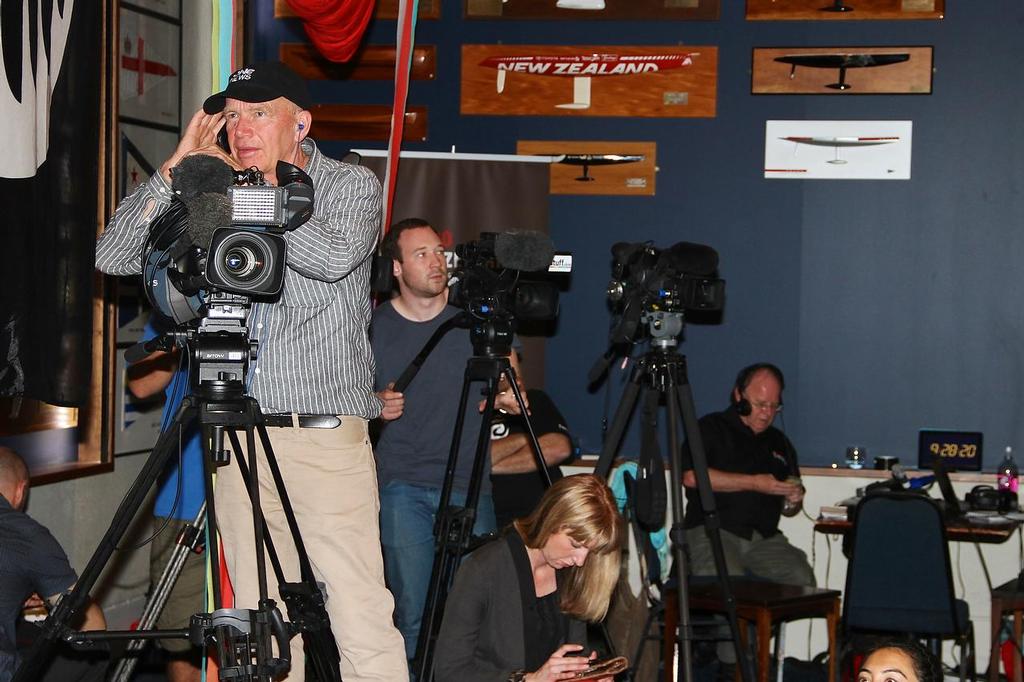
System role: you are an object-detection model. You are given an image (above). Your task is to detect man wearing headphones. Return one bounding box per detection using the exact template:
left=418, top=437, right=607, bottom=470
left=680, top=362, right=813, bottom=586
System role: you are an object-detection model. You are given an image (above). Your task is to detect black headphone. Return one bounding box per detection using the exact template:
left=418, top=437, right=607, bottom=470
left=966, top=485, right=1018, bottom=513
left=731, top=362, right=785, bottom=417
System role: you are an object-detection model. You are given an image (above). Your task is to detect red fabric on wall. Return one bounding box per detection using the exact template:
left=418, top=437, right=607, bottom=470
left=286, top=0, right=375, bottom=62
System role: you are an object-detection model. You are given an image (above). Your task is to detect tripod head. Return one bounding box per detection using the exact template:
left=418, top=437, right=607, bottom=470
left=467, top=314, right=514, bottom=358
left=189, top=292, right=256, bottom=401
left=642, top=310, right=685, bottom=351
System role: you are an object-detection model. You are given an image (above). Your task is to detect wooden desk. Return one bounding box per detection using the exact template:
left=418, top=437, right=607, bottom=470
left=814, top=517, right=1019, bottom=544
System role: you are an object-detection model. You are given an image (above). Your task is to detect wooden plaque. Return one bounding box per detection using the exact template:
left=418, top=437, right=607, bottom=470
left=281, top=43, right=437, bottom=81
left=466, top=0, right=718, bottom=20
left=310, top=104, right=428, bottom=142
left=753, top=47, right=933, bottom=94
left=461, top=45, right=717, bottom=118
left=274, top=0, right=440, bottom=20
left=517, top=141, right=657, bottom=196
left=747, top=0, right=943, bottom=21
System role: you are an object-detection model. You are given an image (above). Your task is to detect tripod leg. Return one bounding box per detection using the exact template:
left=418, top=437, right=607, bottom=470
left=663, top=386, right=696, bottom=682
left=236, top=421, right=343, bottom=682
left=14, top=399, right=200, bottom=682
left=670, top=379, right=755, bottom=682
left=109, top=504, right=207, bottom=682
left=415, top=357, right=508, bottom=682
left=502, top=368, right=552, bottom=487
left=594, top=363, right=645, bottom=480
left=227, top=430, right=288, bottom=584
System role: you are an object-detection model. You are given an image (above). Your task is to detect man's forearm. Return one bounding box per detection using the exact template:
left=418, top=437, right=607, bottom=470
left=682, top=468, right=758, bottom=492
left=284, top=166, right=381, bottom=282
left=95, top=173, right=174, bottom=276
left=491, top=433, right=571, bottom=474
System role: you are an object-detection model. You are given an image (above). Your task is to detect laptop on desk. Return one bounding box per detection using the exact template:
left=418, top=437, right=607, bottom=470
left=932, top=460, right=969, bottom=520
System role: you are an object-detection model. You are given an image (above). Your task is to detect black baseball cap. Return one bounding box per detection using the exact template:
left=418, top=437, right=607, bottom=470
left=203, top=61, right=312, bottom=114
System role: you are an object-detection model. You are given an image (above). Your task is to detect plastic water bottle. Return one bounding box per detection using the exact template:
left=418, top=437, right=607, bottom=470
left=997, top=446, right=1019, bottom=493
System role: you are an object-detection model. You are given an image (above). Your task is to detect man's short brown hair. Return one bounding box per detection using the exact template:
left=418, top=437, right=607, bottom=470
left=380, top=218, right=438, bottom=262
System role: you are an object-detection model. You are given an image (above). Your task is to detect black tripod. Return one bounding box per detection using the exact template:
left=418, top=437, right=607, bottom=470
left=109, top=502, right=207, bottom=682
left=593, top=319, right=754, bottom=682
left=14, top=336, right=341, bottom=682
left=395, top=314, right=549, bottom=682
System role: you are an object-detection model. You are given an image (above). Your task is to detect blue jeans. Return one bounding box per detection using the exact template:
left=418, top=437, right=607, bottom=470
left=379, top=481, right=496, bottom=662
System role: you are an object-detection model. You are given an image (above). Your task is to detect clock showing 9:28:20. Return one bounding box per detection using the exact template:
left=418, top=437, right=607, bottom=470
left=917, top=429, right=983, bottom=472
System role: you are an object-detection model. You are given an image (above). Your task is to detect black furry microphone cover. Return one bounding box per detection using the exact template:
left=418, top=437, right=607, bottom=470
left=494, top=231, right=555, bottom=271
left=185, top=193, right=233, bottom=250
left=171, top=155, right=234, bottom=200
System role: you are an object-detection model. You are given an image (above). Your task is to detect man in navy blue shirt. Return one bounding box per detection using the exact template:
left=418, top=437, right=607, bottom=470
left=0, top=447, right=105, bottom=681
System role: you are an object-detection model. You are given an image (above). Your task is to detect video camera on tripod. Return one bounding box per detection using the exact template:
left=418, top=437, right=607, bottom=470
left=605, top=241, right=725, bottom=345
left=132, top=155, right=313, bottom=397
left=446, top=231, right=565, bottom=356
left=66, top=157, right=344, bottom=682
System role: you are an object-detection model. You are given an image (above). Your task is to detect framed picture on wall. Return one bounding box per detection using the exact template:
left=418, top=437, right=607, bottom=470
left=752, top=47, right=933, bottom=94
left=764, top=120, right=913, bottom=180
left=747, top=0, right=943, bottom=21
left=119, top=123, right=179, bottom=198
left=119, top=7, right=181, bottom=128
left=466, top=0, right=719, bottom=20
left=124, top=0, right=181, bottom=20
left=462, top=45, right=718, bottom=118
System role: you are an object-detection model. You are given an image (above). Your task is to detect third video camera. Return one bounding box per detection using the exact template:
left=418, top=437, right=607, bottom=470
left=605, top=241, right=725, bottom=344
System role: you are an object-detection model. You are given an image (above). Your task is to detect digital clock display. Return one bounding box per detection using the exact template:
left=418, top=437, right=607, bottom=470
left=917, top=429, right=983, bottom=472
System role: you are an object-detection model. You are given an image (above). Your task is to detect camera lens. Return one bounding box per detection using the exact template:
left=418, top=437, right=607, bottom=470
left=206, top=227, right=287, bottom=296
left=211, top=232, right=275, bottom=290
left=223, top=244, right=262, bottom=280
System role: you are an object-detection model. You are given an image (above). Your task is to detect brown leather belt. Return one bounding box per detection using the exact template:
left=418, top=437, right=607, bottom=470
left=263, top=414, right=341, bottom=429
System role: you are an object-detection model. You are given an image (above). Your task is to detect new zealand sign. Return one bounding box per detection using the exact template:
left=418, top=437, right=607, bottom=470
left=461, top=45, right=717, bottom=117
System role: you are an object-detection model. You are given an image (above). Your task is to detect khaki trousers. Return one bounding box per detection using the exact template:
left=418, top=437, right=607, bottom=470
left=214, top=417, right=408, bottom=681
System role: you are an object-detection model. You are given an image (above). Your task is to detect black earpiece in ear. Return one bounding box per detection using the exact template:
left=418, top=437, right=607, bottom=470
left=734, top=397, right=752, bottom=417
left=297, top=122, right=305, bottom=131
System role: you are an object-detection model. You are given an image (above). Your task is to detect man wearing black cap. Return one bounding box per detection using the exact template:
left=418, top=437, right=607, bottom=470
left=96, top=62, right=407, bottom=681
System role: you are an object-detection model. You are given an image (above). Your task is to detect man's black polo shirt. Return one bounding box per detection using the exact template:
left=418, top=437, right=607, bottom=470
left=681, top=407, right=798, bottom=540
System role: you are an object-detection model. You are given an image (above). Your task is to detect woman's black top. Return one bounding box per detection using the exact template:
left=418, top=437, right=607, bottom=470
left=506, top=532, right=570, bottom=671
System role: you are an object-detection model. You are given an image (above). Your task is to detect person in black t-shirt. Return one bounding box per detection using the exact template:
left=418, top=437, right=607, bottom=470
left=490, top=389, right=575, bottom=529
left=681, top=363, right=814, bottom=672
left=680, top=363, right=814, bottom=587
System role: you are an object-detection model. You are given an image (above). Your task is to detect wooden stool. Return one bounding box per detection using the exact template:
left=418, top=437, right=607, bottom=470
left=990, top=578, right=1024, bottom=682
left=663, top=580, right=840, bottom=682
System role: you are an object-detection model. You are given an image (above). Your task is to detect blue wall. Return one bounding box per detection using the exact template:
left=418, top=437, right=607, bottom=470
left=252, top=1, right=1024, bottom=469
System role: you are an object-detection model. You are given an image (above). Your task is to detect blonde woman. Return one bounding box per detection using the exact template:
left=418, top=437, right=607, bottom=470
left=434, top=474, right=623, bottom=682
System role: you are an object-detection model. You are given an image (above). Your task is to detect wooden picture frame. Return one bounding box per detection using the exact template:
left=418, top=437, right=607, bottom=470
left=517, top=141, right=657, bottom=196
left=462, top=45, right=717, bottom=118
left=310, top=104, right=428, bottom=142
left=752, top=47, right=933, bottom=94
left=280, top=43, right=437, bottom=81
left=119, top=7, right=181, bottom=128
left=123, top=0, right=181, bottom=20
left=466, top=0, right=718, bottom=20
left=747, top=0, right=943, bottom=21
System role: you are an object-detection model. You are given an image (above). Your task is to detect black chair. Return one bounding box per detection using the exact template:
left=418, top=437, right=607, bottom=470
left=842, top=492, right=975, bottom=682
